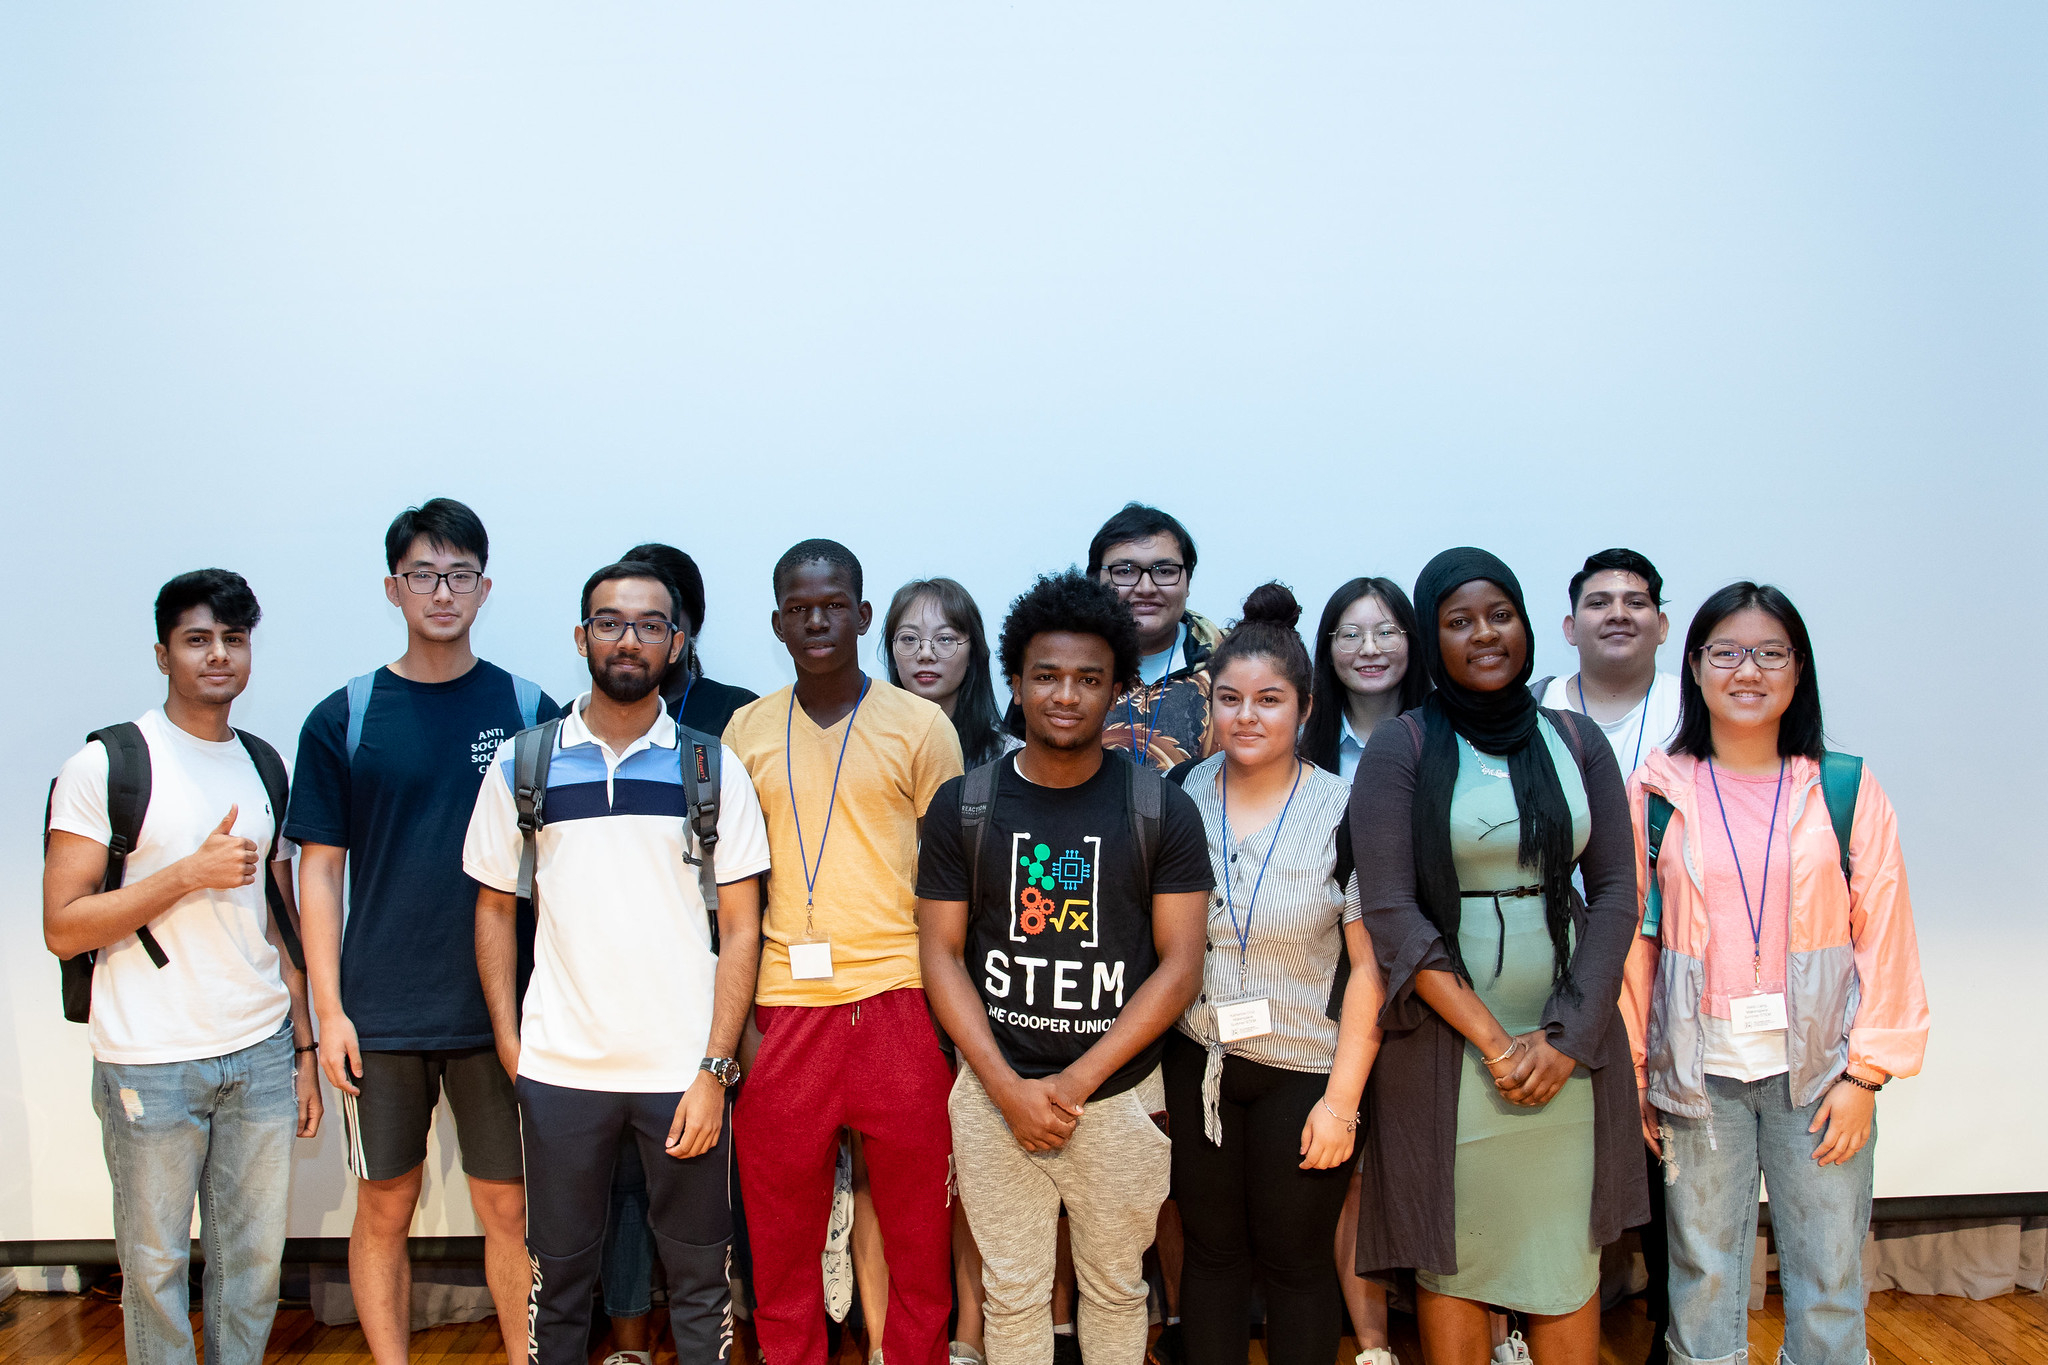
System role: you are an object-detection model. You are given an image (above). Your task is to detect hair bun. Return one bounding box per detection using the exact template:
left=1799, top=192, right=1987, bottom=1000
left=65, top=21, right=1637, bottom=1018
left=1238, top=581, right=1302, bottom=630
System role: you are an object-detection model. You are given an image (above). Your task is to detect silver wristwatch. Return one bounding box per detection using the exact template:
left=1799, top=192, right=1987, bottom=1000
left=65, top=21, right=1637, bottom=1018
left=700, top=1056, right=741, bottom=1087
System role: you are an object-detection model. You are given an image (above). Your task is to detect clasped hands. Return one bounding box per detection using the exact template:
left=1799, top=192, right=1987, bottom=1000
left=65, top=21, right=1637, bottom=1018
left=1485, top=1030, right=1575, bottom=1107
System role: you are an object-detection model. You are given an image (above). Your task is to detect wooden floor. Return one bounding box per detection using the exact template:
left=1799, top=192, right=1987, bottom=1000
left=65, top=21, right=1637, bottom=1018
left=3, top=1287, right=2045, bottom=1365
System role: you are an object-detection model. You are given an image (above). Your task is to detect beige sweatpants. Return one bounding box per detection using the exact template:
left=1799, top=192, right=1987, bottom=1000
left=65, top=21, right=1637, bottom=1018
left=950, top=1064, right=1173, bottom=1365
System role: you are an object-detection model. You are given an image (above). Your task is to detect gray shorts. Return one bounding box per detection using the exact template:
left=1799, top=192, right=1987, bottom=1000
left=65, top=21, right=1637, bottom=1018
left=338, top=1047, right=523, bottom=1182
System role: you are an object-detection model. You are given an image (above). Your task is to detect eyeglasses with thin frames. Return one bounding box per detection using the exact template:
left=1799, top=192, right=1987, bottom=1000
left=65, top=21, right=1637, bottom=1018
left=891, top=630, right=965, bottom=660
left=1697, top=643, right=1795, bottom=670
left=1330, top=625, right=1405, bottom=655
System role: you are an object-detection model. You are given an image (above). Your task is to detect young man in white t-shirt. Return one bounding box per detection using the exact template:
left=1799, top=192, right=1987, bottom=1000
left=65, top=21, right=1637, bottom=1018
left=44, top=569, right=320, bottom=1365
left=1539, top=548, right=1681, bottom=776
left=464, top=563, right=771, bottom=1365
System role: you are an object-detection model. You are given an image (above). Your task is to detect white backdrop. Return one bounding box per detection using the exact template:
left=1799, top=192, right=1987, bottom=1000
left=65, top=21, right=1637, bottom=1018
left=3, top=4, right=2043, bottom=1242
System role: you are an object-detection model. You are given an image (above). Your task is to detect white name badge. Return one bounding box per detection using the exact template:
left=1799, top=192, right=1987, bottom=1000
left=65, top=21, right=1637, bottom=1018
left=1732, top=992, right=1788, bottom=1034
left=789, top=940, right=835, bottom=981
left=1214, top=996, right=1273, bottom=1044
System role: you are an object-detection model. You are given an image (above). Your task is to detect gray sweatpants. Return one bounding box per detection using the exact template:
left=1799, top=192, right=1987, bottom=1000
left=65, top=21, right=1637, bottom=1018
left=950, top=1064, right=1172, bottom=1365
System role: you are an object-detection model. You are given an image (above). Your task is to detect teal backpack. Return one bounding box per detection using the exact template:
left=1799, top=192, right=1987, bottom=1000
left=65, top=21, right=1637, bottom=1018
left=1641, top=752, right=1861, bottom=937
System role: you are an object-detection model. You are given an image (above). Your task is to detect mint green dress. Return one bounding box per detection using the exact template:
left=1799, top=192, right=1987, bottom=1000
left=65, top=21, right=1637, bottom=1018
left=1414, top=718, right=1597, bottom=1315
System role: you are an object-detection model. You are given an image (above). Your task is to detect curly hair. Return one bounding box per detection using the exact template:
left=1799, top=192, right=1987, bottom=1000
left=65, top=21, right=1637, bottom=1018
left=998, top=570, right=1141, bottom=686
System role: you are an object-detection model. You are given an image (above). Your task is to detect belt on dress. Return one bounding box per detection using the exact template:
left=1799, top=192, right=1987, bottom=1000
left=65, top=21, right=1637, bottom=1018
left=1460, top=884, right=1544, bottom=976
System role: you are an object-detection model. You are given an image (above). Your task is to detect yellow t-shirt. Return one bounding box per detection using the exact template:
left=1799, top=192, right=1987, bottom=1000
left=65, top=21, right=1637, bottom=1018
left=725, top=678, right=964, bottom=1007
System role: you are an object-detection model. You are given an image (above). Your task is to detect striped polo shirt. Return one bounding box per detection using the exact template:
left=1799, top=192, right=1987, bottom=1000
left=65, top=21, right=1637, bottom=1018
left=464, top=694, right=771, bottom=1092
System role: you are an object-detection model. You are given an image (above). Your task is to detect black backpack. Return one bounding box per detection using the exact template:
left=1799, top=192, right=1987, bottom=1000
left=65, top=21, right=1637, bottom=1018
left=43, top=721, right=305, bottom=1024
left=510, top=717, right=726, bottom=950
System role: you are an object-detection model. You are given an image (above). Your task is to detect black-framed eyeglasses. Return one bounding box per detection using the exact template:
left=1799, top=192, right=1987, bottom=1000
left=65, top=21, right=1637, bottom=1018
left=891, top=629, right=965, bottom=660
left=1697, top=643, right=1795, bottom=670
left=397, top=569, right=481, bottom=595
left=1103, top=560, right=1185, bottom=588
left=1330, top=625, right=1405, bottom=654
left=584, top=616, right=677, bottom=645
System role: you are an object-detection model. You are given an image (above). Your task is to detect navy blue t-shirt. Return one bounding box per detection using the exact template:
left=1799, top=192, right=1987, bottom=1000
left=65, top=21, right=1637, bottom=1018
left=285, top=660, right=561, bottom=1051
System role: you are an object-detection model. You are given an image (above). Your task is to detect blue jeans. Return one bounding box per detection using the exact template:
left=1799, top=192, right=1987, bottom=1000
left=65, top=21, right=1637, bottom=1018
left=1660, top=1073, right=1874, bottom=1365
left=92, top=1022, right=297, bottom=1365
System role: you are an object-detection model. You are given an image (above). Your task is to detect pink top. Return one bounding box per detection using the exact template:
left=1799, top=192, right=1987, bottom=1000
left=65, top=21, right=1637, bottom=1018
left=1699, top=762, right=1791, bottom=1020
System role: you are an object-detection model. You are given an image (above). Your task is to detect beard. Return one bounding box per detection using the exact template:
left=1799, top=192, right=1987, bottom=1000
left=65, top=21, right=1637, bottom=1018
left=590, top=654, right=660, bottom=704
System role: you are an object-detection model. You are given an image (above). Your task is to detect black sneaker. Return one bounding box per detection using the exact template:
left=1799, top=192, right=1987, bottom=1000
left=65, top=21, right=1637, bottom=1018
left=1146, top=1321, right=1184, bottom=1365
left=1053, top=1331, right=1083, bottom=1365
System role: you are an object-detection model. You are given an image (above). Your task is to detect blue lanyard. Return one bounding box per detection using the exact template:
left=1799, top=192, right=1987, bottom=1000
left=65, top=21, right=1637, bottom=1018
left=1577, top=674, right=1651, bottom=774
left=786, top=676, right=870, bottom=930
left=1219, top=759, right=1303, bottom=991
left=1125, top=687, right=1162, bottom=770
left=672, top=673, right=696, bottom=723
left=1705, top=756, right=1783, bottom=988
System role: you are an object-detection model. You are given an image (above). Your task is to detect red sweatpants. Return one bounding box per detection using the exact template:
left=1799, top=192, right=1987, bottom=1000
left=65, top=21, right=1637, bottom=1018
left=736, top=987, right=955, bottom=1365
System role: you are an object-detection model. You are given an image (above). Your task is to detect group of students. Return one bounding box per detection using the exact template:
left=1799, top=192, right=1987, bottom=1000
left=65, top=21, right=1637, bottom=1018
left=41, top=497, right=1929, bottom=1365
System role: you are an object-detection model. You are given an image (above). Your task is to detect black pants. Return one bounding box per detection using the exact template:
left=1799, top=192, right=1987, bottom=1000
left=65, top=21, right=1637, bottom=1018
left=1163, top=1031, right=1350, bottom=1365
left=517, top=1077, right=733, bottom=1365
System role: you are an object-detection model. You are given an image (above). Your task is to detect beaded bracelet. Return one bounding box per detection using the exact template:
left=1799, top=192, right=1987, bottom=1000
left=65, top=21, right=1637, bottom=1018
left=1838, top=1071, right=1884, bottom=1093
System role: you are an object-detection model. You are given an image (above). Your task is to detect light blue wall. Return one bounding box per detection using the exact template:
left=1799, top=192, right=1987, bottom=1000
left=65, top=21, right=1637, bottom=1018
left=4, top=4, right=2041, bottom=1235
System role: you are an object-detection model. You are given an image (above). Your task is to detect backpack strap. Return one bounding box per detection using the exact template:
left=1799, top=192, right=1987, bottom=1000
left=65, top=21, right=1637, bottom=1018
left=344, top=671, right=378, bottom=763
left=512, top=674, right=543, bottom=729
left=234, top=730, right=306, bottom=972
left=1529, top=675, right=1556, bottom=704
left=1128, top=760, right=1164, bottom=905
left=1819, top=751, right=1862, bottom=886
left=678, top=725, right=723, bottom=952
left=1642, top=792, right=1675, bottom=938
left=513, top=719, right=562, bottom=900
left=1544, top=707, right=1586, bottom=767
left=90, top=723, right=168, bottom=969
left=958, top=757, right=1003, bottom=912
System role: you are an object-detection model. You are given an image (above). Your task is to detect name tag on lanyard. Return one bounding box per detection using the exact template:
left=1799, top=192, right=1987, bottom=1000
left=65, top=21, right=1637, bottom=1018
left=1731, top=991, right=1787, bottom=1034
left=1214, top=995, right=1273, bottom=1043
left=789, top=939, right=834, bottom=981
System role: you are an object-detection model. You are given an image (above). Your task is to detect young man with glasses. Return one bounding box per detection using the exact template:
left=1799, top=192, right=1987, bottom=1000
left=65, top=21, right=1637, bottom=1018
left=1086, top=503, right=1222, bottom=773
left=286, top=498, right=559, bottom=1363
left=465, top=561, right=770, bottom=1365
left=724, top=539, right=965, bottom=1365
left=44, top=569, right=321, bottom=1365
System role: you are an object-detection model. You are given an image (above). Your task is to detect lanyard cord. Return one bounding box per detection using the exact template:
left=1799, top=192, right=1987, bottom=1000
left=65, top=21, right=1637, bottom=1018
left=786, top=676, right=870, bottom=940
left=1125, top=687, right=1162, bottom=770
left=1577, top=673, right=1651, bottom=774
left=1220, top=758, right=1303, bottom=993
left=1705, top=755, right=1784, bottom=988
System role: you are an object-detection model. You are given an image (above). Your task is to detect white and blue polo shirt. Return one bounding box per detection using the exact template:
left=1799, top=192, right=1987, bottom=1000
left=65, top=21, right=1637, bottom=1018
left=464, top=694, right=770, bottom=1093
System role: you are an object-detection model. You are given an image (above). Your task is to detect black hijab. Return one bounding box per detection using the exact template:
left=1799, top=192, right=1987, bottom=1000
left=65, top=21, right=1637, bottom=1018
left=1409, top=547, right=1579, bottom=997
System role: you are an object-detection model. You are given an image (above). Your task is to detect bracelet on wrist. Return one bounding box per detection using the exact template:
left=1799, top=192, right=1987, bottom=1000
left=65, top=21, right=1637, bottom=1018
left=294, top=1044, right=318, bottom=1055
left=1319, top=1098, right=1359, bottom=1133
left=1838, top=1070, right=1884, bottom=1093
left=1480, top=1038, right=1520, bottom=1068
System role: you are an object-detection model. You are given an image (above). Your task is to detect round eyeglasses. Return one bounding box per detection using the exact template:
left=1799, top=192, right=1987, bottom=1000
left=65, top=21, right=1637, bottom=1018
left=892, top=630, right=965, bottom=660
left=1330, top=625, right=1405, bottom=654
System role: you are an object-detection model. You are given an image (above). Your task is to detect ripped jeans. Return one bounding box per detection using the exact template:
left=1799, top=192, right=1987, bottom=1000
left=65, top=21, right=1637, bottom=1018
left=92, top=1021, right=298, bottom=1365
left=1658, top=1073, right=1874, bottom=1365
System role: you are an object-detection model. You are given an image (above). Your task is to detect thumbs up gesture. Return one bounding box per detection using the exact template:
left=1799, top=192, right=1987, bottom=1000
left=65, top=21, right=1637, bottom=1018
left=186, top=805, right=261, bottom=891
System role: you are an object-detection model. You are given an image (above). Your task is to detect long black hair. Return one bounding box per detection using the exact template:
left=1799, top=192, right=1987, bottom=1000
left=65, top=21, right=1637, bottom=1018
left=1301, top=577, right=1430, bottom=773
left=1671, top=582, right=1825, bottom=762
left=881, top=577, right=1009, bottom=767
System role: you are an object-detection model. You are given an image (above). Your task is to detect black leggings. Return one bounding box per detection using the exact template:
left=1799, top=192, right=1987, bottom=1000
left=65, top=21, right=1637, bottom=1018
left=1164, top=1030, right=1350, bottom=1365
left=517, top=1077, right=733, bottom=1365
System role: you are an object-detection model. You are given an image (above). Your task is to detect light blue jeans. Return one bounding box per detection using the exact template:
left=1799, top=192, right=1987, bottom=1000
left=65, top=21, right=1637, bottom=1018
left=92, top=1021, right=297, bottom=1365
left=1659, top=1072, right=1874, bottom=1365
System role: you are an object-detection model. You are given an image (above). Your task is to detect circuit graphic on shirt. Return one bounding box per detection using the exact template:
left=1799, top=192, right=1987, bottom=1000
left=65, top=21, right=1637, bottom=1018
left=1011, top=833, right=1102, bottom=947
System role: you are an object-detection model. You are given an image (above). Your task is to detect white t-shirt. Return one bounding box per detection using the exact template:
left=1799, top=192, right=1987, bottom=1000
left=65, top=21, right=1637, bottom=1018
left=47, top=708, right=295, bottom=1065
left=463, top=697, right=772, bottom=1093
left=1540, top=672, right=1681, bottom=777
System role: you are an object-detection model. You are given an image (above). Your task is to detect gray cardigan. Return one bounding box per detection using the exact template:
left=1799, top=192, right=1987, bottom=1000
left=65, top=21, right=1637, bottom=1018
left=1348, top=708, right=1649, bottom=1278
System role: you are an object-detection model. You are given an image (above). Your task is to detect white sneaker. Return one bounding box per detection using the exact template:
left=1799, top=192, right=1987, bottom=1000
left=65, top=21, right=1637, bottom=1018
left=950, top=1344, right=987, bottom=1365
left=822, top=1139, right=855, bottom=1322
left=1491, top=1331, right=1532, bottom=1364
left=1356, top=1349, right=1400, bottom=1365
left=603, top=1354, right=654, bottom=1365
